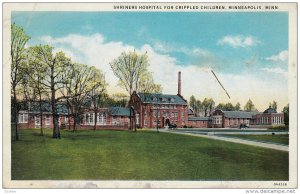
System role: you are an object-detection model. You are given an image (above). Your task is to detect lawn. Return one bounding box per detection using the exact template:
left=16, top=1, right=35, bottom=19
left=12, top=128, right=289, bottom=180
left=222, top=134, right=289, bottom=145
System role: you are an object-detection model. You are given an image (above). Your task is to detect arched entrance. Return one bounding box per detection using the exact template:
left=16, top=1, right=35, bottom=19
left=165, top=118, right=170, bottom=127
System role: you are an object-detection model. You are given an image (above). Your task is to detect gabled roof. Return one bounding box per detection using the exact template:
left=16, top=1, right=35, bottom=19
left=19, top=101, right=68, bottom=114
left=222, top=110, right=258, bottom=119
left=188, top=117, right=210, bottom=121
left=263, top=107, right=277, bottom=114
left=108, top=107, right=132, bottom=116
left=137, top=93, right=187, bottom=105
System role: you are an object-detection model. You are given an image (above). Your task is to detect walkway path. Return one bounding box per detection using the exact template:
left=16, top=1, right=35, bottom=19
left=154, top=128, right=289, bottom=152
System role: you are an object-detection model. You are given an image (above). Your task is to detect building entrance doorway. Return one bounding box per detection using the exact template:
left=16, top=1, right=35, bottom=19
left=165, top=118, right=170, bottom=127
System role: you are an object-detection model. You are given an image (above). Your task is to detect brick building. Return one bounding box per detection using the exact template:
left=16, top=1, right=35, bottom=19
left=129, top=71, right=189, bottom=128
left=251, top=106, right=284, bottom=127
left=17, top=101, right=132, bottom=130
left=187, top=117, right=211, bottom=128
left=210, top=109, right=258, bottom=128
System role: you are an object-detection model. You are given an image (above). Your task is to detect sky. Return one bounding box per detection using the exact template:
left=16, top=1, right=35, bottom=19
left=12, top=11, right=289, bottom=111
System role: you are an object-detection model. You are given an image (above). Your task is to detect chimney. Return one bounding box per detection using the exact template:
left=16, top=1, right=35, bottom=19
left=178, top=71, right=181, bottom=96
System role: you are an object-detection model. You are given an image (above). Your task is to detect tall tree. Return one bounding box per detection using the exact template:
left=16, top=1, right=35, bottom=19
left=202, top=98, right=215, bottom=117
left=189, top=95, right=197, bottom=115
left=11, top=23, right=30, bottom=140
left=60, top=63, right=102, bottom=132
left=195, top=100, right=202, bottom=117
left=110, top=50, right=149, bottom=97
left=244, top=99, right=256, bottom=112
left=90, top=67, right=107, bottom=131
left=235, top=102, right=241, bottom=111
left=29, top=45, right=70, bottom=138
left=26, top=47, right=49, bottom=135
left=269, top=100, right=278, bottom=111
left=283, top=104, right=289, bottom=127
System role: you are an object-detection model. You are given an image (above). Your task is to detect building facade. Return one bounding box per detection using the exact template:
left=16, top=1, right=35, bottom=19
left=251, top=106, right=285, bottom=127
left=210, top=107, right=285, bottom=128
left=187, top=117, right=211, bottom=128
left=17, top=102, right=132, bottom=130
left=128, top=92, right=188, bottom=128
left=211, top=109, right=258, bottom=128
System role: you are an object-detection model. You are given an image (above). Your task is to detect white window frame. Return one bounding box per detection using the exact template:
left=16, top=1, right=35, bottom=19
left=45, top=115, right=50, bottom=127
left=35, top=115, right=41, bottom=128
left=136, top=113, right=139, bottom=125
left=18, top=113, right=28, bottom=123
left=112, top=116, right=117, bottom=125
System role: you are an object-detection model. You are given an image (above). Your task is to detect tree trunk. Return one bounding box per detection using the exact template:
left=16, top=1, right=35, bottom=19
left=39, top=95, right=43, bottom=136
left=94, top=111, right=97, bottom=130
left=13, top=86, right=19, bottom=141
left=73, top=120, right=77, bottom=132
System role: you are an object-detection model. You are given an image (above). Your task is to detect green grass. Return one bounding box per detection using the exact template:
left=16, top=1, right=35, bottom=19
left=12, top=128, right=288, bottom=180
left=223, top=134, right=289, bottom=145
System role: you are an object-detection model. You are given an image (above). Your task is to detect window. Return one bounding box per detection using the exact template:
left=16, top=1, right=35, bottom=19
left=65, top=116, right=69, bottom=124
left=112, top=116, right=117, bottom=125
left=18, top=113, right=28, bottom=123
left=90, top=113, right=94, bottom=124
left=136, top=114, right=139, bottom=125
left=35, top=115, right=41, bottom=128
left=84, top=113, right=95, bottom=125
left=213, top=116, right=222, bottom=125
left=98, top=113, right=106, bottom=125
left=46, top=115, right=50, bottom=128
left=172, top=112, right=178, bottom=118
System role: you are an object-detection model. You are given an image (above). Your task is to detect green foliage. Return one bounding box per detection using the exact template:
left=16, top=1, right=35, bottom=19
left=268, top=125, right=288, bottom=130
left=110, top=50, right=161, bottom=96
left=282, top=104, right=289, bottom=126
left=11, top=23, right=30, bottom=140
left=244, top=99, right=256, bottom=112
left=216, top=102, right=241, bottom=111
left=12, top=129, right=288, bottom=180
left=269, top=100, right=278, bottom=111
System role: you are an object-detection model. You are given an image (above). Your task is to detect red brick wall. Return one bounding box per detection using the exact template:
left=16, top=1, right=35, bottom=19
left=187, top=120, right=209, bottom=128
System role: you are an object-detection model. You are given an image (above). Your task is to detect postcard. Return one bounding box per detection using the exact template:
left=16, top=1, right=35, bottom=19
left=2, top=2, right=297, bottom=189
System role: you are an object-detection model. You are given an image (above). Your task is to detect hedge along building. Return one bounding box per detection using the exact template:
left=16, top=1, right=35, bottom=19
left=128, top=72, right=189, bottom=128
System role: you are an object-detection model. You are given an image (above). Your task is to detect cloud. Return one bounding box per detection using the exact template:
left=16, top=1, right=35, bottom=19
left=217, top=35, right=261, bottom=48
left=153, top=40, right=211, bottom=57
left=265, top=50, right=288, bottom=63
left=261, top=67, right=288, bottom=78
left=39, top=33, right=287, bottom=111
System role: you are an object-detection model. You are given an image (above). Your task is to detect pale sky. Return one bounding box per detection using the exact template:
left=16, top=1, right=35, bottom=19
left=12, top=11, right=289, bottom=112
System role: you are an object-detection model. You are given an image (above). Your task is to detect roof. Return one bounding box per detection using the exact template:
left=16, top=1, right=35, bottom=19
left=263, top=107, right=277, bottom=114
left=222, top=111, right=258, bottom=119
left=137, top=93, right=187, bottom=105
left=188, top=117, right=210, bottom=121
left=19, top=101, right=69, bottom=114
left=108, top=107, right=132, bottom=116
